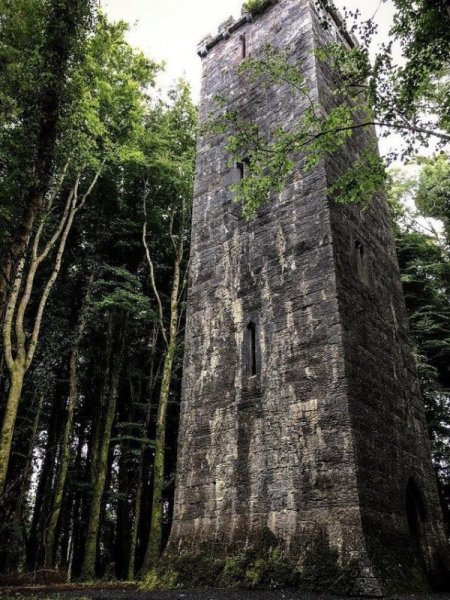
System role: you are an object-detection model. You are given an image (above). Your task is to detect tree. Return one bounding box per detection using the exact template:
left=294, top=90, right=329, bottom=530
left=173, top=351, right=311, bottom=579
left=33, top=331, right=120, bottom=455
left=80, top=266, right=153, bottom=580
left=0, top=0, right=95, bottom=313
left=388, top=158, right=450, bottom=531
left=0, top=170, right=101, bottom=493
left=0, top=11, right=157, bottom=494
left=0, top=1, right=194, bottom=582
left=140, top=84, right=196, bottom=570
left=43, top=275, right=93, bottom=567
left=206, top=0, right=450, bottom=216
left=415, top=155, right=450, bottom=241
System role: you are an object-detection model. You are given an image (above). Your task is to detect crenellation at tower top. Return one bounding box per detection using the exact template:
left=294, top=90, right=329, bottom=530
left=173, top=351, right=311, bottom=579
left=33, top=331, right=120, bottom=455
left=197, top=0, right=356, bottom=58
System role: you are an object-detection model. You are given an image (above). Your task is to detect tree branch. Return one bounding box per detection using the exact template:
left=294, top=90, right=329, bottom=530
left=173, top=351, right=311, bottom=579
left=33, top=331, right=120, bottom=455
left=142, top=196, right=168, bottom=348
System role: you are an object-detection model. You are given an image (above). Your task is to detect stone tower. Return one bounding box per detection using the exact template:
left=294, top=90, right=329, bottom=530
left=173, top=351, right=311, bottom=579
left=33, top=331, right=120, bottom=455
left=168, top=0, right=449, bottom=592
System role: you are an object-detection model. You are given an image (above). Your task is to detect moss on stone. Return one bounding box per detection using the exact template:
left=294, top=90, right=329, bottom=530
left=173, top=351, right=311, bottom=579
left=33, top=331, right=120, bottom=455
left=300, top=529, right=360, bottom=595
left=242, top=0, right=275, bottom=17
left=140, top=527, right=360, bottom=594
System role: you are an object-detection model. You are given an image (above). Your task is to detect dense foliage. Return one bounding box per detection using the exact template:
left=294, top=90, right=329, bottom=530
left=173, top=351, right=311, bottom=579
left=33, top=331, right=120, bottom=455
left=0, top=0, right=196, bottom=582
left=389, top=159, right=450, bottom=529
left=210, top=0, right=449, bottom=216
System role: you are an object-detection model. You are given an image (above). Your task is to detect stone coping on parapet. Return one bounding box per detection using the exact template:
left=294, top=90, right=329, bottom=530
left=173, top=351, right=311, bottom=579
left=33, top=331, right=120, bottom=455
left=196, top=0, right=357, bottom=58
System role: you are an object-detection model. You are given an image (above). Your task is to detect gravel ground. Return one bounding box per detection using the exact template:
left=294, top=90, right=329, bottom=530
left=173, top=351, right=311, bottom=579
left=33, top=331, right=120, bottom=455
left=2, top=590, right=450, bottom=600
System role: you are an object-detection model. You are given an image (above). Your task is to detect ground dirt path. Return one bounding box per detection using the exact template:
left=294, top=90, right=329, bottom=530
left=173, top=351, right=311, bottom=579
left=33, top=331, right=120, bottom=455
left=1, top=589, right=450, bottom=600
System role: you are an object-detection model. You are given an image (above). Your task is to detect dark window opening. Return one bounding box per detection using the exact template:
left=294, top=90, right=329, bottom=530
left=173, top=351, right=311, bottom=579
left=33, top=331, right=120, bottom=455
left=240, top=34, right=247, bottom=59
left=405, top=478, right=428, bottom=569
left=247, top=321, right=257, bottom=377
left=355, top=239, right=368, bottom=283
left=236, top=156, right=250, bottom=180
left=355, top=240, right=364, bottom=260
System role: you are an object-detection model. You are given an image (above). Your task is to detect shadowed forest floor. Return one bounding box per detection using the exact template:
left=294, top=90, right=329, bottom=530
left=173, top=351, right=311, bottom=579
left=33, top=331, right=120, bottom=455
left=1, top=588, right=450, bottom=600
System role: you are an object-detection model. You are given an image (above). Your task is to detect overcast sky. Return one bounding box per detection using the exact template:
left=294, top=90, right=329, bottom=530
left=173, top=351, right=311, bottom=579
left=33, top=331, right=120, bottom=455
left=103, top=0, right=395, bottom=101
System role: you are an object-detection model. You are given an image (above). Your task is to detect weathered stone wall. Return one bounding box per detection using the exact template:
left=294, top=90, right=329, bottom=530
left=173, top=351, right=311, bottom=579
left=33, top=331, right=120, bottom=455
left=168, top=0, right=449, bottom=592
left=311, top=7, right=449, bottom=588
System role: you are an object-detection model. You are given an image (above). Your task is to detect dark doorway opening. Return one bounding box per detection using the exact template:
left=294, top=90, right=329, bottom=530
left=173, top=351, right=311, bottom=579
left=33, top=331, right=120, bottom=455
left=405, top=478, right=428, bottom=572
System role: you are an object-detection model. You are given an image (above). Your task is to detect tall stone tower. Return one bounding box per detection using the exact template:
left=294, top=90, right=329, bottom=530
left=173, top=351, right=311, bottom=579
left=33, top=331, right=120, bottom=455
left=168, top=0, right=449, bottom=592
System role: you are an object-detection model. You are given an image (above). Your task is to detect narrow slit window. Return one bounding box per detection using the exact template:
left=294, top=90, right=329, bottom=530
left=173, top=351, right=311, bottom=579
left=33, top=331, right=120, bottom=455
left=355, top=240, right=364, bottom=260
left=240, top=34, right=247, bottom=59
left=355, top=240, right=368, bottom=283
left=236, top=156, right=250, bottom=180
left=247, top=321, right=257, bottom=377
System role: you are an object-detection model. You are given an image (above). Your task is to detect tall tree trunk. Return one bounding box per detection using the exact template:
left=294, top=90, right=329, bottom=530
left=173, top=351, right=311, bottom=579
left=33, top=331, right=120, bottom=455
left=142, top=231, right=184, bottom=570
left=0, top=367, right=25, bottom=493
left=116, top=440, right=131, bottom=580
left=128, top=460, right=144, bottom=580
left=80, top=313, right=126, bottom=580
left=141, top=346, right=176, bottom=571
left=44, top=277, right=92, bottom=567
left=25, top=392, right=65, bottom=570
left=128, top=336, right=158, bottom=580
left=0, top=170, right=102, bottom=494
left=15, top=394, right=44, bottom=523
left=67, top=429, right=86, bottom=580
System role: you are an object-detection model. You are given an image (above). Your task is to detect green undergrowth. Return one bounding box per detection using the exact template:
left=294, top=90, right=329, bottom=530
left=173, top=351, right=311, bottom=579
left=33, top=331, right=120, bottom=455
left=141, top=527, right=359, bottom=594
left=242, top=0, right=276, bottom=17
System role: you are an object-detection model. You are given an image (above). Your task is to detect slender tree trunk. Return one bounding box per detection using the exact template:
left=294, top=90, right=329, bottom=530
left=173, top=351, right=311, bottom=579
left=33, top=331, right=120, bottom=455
left=116, top=438, right=131, bottom=579
left=142, top=248, right=183, bottom=570
left=141, top=195, right=188, bottom=572
left=128, top=337, right=159, bottom=579
left=0, top=170, right=102, bottom=495
left=141, top=344, right=176, bottom=571
left=15, top=394, right=44, bottom=522
left=25, top=393, right=64, bottom=570
left=128, top=352, right=156, bottom=580
left=67, top=429, right=86, bottom=580
left=0, top=367, right=25, bottom=493
left=44, top=276, right=92, bottom=568
left=81, top=314, right=125, bottom=580
left=58, top=478, right=73, bottom=571
left=128, top=463, right=143, bottom=580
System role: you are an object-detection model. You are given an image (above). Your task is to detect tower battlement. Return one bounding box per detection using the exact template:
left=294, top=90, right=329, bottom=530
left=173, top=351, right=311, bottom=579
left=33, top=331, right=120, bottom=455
left=197, top=0, right=356, bottom=57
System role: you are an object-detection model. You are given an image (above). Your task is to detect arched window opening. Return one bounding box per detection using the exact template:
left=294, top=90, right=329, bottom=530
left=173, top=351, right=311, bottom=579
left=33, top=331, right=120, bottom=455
left=246, top=321, right=257, bottom=377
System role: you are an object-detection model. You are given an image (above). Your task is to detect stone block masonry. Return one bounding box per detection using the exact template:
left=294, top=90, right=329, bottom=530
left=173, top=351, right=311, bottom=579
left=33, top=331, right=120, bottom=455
left=167, top=0, right=450, bottom=593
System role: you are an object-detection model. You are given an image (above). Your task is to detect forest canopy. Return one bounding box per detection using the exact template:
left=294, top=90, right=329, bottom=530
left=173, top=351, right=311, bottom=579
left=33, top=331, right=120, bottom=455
left=0, top=0, right=196, bottom=580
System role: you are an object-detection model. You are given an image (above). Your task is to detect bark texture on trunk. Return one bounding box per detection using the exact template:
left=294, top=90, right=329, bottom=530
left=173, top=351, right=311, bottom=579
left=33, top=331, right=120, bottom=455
left=44, top=277, right=92, bottom=567
left=141, top=202, right=186, bottom=571
left=81, top=313, right=126, bottom=580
